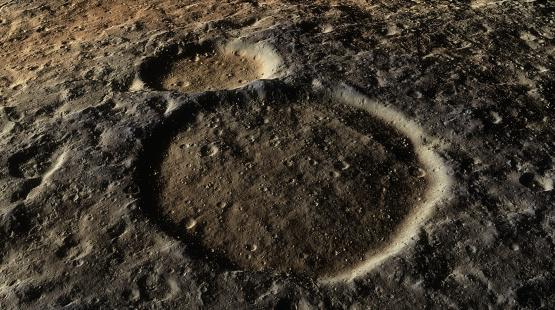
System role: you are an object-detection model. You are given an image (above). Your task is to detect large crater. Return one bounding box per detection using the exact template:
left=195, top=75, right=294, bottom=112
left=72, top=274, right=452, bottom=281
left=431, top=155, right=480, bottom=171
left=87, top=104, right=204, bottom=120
left=139, top=86, right=439, bottom=279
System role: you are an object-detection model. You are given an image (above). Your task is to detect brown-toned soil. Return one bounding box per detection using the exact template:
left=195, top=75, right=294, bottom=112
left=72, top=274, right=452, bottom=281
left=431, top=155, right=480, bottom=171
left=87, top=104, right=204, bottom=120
left=160, top=51, right=262, bottom=93
left=154, top=99, right=428, bottom=276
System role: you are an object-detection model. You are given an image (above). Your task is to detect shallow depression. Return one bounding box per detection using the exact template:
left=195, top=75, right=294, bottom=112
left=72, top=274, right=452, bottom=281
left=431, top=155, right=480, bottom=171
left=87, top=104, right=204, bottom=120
left=148, top=98, right=430, bottom=278
left=137, top=40, right=282, bottom=93
left=161, top=51, right=262, bottom=93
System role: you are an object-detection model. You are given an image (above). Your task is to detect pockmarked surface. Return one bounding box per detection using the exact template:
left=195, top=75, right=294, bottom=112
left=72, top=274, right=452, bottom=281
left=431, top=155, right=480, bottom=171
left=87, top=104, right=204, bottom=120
left=0, top=0, right=554, bottom=308
left=154, top=98, right=428, bottom=277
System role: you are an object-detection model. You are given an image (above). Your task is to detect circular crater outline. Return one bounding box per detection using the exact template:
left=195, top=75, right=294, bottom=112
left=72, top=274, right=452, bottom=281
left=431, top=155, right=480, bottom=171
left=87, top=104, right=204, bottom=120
left=136, top=80, right=453, bottom=285
left=131, top=38, right=285, bottom=94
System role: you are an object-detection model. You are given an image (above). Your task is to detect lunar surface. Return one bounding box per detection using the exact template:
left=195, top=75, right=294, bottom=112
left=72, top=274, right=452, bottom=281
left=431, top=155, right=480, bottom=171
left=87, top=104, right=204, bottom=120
left=160, top=51, right=261, bottom=93
left=149, top=96, right=428, bottom=277
left=1, top=0, right=554, bottom=309
left=137, top=41, right=276, bottom=93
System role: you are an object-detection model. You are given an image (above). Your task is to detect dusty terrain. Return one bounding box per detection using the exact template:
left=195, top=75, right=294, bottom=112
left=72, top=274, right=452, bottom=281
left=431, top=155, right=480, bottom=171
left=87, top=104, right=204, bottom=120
left=159, top=48, right=262, bottom=93
left=0, top=0, right=554, bottom=308
left=151, top=96, right=427, bottom=278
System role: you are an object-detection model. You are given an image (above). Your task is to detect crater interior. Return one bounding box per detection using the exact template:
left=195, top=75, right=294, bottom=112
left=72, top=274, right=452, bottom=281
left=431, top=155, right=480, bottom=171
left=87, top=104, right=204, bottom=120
left=162, top=51, right=262, bottom=93
left=139, top=42, right=271, bottom=93
left=148, top=96, right=429, bottom=277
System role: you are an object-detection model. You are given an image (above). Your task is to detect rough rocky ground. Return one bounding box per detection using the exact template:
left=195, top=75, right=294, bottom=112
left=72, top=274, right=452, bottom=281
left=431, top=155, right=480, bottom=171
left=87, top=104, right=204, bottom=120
left=151, top=96, right=428, bottom=278
left=0, top=0, right=554, bottom=309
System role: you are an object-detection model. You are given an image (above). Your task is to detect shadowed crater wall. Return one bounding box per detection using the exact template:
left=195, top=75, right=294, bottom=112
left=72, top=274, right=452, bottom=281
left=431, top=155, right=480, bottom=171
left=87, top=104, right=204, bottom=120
left=138, top=88, right=430, bottom=278
left=137, top=40, right=282, bottom=93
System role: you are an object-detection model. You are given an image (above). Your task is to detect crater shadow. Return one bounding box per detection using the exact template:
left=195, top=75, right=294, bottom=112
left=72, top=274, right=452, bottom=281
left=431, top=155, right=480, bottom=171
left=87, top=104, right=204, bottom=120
left=136, top=92, right=240, bottom=271
left=136, top=39, right=283, bottom=94
left=136, top=83, right=433, bottom=279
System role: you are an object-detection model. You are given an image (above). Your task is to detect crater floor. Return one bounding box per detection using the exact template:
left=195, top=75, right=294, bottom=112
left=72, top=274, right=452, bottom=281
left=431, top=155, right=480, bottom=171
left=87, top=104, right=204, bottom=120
left=159, top=49, right=263, bottom=93
left=153, top=98, right=428, bottom=277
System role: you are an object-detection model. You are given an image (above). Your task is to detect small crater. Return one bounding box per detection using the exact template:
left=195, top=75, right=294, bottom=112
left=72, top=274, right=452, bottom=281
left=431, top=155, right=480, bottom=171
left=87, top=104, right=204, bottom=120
left=3, top=106, right=20, bottom=122
left=185, top=218, right=197, bottom=230
left=138, top=40, right=282, bottom=93
left=519, top=172, right=553, bottom=192
left=55, top=235, right=79, bottom=258
left=410, top=167, right=427, bottom=178
left=10, top=178, right=42, bottom=202
left=7, top=146, right=67, bottom=203
left=145, top=96, right=167, bottom=115
left=15, top=284, right=43, bottom=304
left=0, top=204, right=30, bottom=238
left=489, top=111, right=502, bottom=124
left=199, top=144, right=219, bottom=157
left=321, top=24, right=334, bottom=33
left=107, top=220, right=127, bottom=240
left=7, top=144, right=56, bottom=179
left=135, top=273, right=171, bottom=302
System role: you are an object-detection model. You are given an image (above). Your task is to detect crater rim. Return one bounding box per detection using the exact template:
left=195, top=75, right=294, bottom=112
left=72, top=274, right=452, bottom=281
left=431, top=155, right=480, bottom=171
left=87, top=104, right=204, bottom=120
left=132, top=38, right=285, bottom=93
